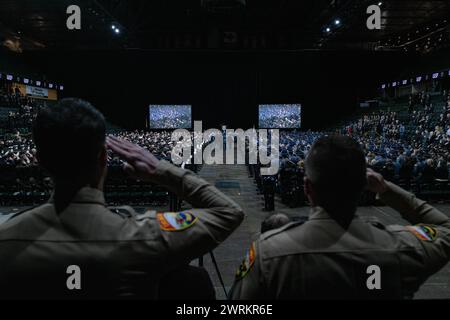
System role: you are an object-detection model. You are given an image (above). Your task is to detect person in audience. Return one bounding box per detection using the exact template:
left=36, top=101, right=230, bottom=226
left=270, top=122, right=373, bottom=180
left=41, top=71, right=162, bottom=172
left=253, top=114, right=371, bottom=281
left=261, top=214, right=291, bottom=233
left=0, top=98, right=244, bottom=299
left=231, top=135, right=450, bottom=299
left=2, top=87, right=449, bottom=203
left=421, top=159, right=436, bottom=183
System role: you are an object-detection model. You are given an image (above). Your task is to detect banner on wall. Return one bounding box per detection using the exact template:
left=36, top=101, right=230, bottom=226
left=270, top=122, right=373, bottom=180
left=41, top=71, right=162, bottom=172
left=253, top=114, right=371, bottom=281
left=13, top=83, right=58, bottom=100
left=25, top=85, right=49, bottom=98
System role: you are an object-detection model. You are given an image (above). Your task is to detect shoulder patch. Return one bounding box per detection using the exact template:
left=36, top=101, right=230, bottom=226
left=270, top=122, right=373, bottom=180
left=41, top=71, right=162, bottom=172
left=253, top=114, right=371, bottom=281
left=261, top=220, right=306, bottom=240
left=157, top=211, right=197, bottom=231
left=236, top=242, right=256, bottom=280
left=406, top=225, right=438, bottom=242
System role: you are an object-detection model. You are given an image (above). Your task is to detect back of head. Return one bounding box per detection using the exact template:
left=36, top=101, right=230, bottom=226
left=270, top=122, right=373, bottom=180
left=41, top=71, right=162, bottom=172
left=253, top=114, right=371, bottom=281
left=305, top=135, right=367, bottom=223
left=32, top=98, right=106, bottom=185
left=261, top=214, right=292, bottom=233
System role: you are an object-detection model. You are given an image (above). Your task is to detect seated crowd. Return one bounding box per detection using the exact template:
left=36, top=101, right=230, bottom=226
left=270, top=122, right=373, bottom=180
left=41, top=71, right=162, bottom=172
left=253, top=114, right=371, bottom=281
left=1, top=83, right=449, bottom=206
left=258, top=90, right=450, bottom=207
left=0, top=82, right=48, bottom=131
left=0, top=130, right=178, bottom=205
left=0, top=85, right=178, bottom=204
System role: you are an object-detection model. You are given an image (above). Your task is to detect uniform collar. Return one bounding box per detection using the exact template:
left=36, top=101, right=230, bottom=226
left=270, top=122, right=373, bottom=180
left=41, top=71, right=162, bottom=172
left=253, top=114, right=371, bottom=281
left=48, top=187, right=106, bottom=205
left=309, top=206, right=332, bottom=220
left=309, top=206, right=359, bottom=222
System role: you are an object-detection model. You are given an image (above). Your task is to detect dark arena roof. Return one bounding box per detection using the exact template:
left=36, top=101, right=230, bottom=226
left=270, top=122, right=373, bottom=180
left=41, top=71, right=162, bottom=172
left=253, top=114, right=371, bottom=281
left=0, top=0, right=449, bottom=52
left=0, top=0, right=450, bottom=305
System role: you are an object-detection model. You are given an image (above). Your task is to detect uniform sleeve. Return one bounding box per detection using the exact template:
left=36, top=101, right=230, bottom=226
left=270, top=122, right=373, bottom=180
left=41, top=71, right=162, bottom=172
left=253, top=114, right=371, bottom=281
left=131, top=160, right=244, bottom=264
left=229, top=241, right=266, bottom=300
left=379, top=181, right=450, bottom=226
left=379, top=181, right=450, bottom=279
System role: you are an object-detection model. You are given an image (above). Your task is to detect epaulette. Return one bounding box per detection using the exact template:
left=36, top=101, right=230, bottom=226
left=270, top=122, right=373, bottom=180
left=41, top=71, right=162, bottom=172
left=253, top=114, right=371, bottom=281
left=363, top=216, right=387, bottom=230
left=2, top=204, right=41, bottom=222
left=261, top=218, right=307, bottom=241
left=108, top=206, right=136, bottom=218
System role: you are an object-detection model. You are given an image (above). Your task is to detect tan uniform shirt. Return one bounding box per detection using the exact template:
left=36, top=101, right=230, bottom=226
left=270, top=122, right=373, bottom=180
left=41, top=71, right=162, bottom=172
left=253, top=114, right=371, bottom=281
left=0, top=161, right=244, bottom=299
left=230, top=182, right=450, bottom=299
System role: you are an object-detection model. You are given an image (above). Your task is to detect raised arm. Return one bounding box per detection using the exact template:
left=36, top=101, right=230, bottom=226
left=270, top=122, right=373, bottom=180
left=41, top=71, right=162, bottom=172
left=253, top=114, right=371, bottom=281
left=107, top=136, right=244, bottom=262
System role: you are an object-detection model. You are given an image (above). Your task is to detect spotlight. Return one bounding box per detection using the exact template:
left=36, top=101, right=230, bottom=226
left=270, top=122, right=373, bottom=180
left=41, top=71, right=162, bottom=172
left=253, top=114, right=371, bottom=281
left=326, top=27, right=331, bottom=32
left=335, top=19, right=340, bottom=25
left=111, top=25, right=116, bottom=30
left=114, top=28, right=120, bottom=34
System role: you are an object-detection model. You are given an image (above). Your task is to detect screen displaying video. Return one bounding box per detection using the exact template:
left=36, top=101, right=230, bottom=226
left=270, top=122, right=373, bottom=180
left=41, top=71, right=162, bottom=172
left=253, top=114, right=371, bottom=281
left=258, top=104, right=302, bottom=129
left=148, top=105, right=192, bottom=129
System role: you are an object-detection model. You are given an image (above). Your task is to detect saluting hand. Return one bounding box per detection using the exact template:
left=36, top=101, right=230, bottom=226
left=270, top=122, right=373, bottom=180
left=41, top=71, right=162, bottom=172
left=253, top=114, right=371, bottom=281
left=366, top=168, right=389, bottom=194
left=106, top=135, right=160, bottom=181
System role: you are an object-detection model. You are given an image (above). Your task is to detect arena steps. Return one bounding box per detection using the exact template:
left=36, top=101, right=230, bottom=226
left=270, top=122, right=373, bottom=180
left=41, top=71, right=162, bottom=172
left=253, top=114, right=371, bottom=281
left=192, top=164, right=258, bottom=298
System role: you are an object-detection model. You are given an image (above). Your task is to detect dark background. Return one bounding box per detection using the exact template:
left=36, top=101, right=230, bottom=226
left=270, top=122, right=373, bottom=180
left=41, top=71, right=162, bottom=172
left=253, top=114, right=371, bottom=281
left=6, top=49, right=417, bottom=130
left=1, top=0, right=449, bottom=131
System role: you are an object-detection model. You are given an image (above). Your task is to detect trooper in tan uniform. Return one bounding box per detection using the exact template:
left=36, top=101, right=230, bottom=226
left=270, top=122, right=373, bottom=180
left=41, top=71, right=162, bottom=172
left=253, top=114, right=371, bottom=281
left=0, top=98, right=244, bottom=299
left=231, top=135, right=450, bottom=300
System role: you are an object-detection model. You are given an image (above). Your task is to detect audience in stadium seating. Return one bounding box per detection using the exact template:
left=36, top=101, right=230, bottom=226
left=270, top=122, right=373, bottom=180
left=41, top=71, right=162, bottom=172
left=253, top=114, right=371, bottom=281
left=0, top=83, right=179, bottom=205
left=0, top=130, right=176, bottom=205
left=1, top=77, right=449, bottom=206
left=252, top=88, right=450, bottom=205
left=0, top=81, right=46, bottom=130
left=113, top=130, right=175, bottom=162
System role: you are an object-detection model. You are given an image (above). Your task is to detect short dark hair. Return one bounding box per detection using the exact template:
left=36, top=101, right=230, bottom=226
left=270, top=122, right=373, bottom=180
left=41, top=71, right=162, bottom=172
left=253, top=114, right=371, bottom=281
left=305, top=135, right=367, bottom=222
left=33, top=98, right=106, bottom=181
left=261, top=214, right=291, bottom=233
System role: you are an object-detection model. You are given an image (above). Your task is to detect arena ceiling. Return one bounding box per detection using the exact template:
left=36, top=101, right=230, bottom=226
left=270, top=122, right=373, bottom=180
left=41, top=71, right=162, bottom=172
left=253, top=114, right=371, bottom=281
left=0, top=0, right=449, bottom=52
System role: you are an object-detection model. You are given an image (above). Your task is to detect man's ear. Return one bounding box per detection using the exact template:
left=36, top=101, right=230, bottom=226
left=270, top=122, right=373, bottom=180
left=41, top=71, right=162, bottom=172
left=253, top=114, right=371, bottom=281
left=35, top=150, right=42, bottom=165
left=35, top=150, right=49, bottom=172
left=304, top=176, right=315, bottom=205
left=98, top=145, right=107, bottom=168
left=304, top=176, right=311, bottom=196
